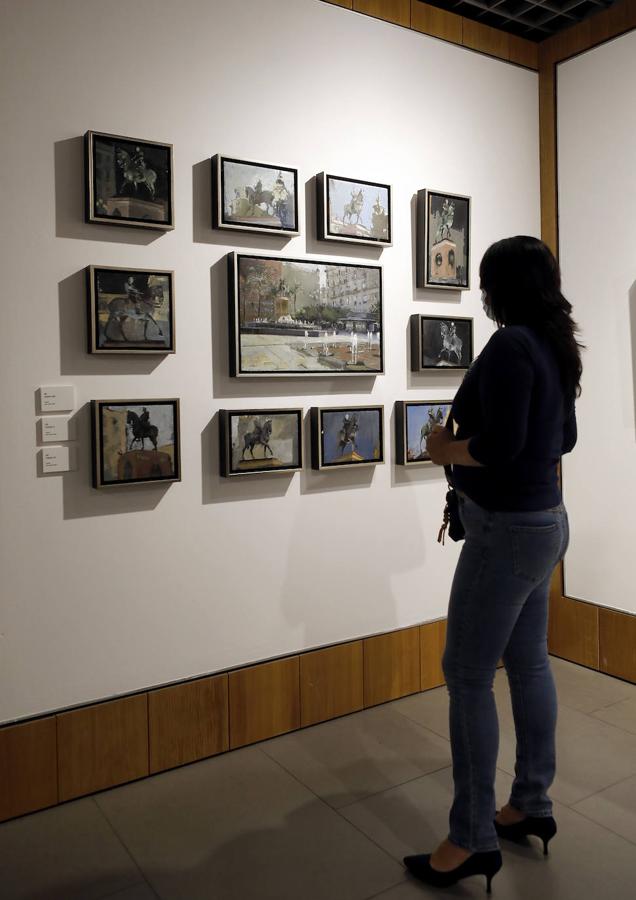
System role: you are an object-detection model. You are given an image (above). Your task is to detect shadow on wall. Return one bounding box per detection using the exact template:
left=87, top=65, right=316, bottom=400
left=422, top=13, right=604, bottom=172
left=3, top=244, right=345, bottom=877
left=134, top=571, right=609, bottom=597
left=54, top=137, right=160, bottom=246
left=630, top=281, right=636, bottom=435
left=61, top=402, right=170, bottom=520
left=58, top=270, right=164, bottom=377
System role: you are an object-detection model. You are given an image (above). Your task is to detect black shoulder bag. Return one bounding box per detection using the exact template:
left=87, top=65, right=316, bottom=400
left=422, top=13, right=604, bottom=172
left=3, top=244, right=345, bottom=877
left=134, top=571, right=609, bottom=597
left=437, top=412, right=466, bottom=545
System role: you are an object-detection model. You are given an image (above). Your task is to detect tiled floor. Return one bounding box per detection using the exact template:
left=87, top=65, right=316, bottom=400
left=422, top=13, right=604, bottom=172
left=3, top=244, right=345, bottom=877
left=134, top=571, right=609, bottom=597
left=2, top=657, right=636, bottom=899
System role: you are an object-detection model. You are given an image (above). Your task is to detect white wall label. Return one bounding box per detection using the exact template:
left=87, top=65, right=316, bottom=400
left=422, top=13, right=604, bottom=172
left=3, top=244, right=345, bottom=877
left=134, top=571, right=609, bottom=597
left=40, top=446, right=71, bottom=473
left=41, top=416, right=72, bottom=442
left=39, top=385, right=75, bottom=412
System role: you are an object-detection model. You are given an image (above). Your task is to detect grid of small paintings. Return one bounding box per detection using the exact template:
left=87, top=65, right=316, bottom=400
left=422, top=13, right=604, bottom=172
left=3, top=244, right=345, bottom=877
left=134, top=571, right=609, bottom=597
left=79, top=130, right=474, bottom=485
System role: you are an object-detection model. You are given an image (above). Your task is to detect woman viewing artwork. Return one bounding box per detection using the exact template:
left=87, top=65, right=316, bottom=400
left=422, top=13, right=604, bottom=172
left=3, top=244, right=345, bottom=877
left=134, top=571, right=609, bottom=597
left=404, top=236, right=582, bottom=892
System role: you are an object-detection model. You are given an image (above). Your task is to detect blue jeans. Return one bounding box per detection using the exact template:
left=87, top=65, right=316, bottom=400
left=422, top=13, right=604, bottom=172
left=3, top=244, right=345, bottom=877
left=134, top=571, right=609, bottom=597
left=442, top=492, right=569, bottom=853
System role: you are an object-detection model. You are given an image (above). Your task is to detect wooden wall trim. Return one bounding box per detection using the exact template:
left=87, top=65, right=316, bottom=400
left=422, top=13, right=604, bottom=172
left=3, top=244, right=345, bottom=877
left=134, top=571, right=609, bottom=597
left=322, top=0, right=540, bottom=70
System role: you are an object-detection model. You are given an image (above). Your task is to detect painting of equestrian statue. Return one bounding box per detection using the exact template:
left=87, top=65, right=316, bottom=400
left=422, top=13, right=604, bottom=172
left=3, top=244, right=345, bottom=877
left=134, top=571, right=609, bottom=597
left=416, top=189, right=470, bottom=289
left=85, top=131, right=174, bottom=230
left=220, top=409, right=303, bottom=476
left=411, top=314, right=473, bottom=371
left=214, top=156, right=298, bottom=234
left=88, top=266, right=174, bottom=353
left=230, top=253, right=383, bottom=376
left=317, top=174, right=391, bottom=246
left=312, top=406, right=384, bottom=469
left=91, top=399, right=180, bottom=488
left=395, top=400, right=452, bottom=465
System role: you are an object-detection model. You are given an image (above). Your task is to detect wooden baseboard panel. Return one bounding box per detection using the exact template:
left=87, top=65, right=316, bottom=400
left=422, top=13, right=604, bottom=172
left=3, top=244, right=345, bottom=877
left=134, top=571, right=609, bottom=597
left=2, top=597, right=633, bottom=823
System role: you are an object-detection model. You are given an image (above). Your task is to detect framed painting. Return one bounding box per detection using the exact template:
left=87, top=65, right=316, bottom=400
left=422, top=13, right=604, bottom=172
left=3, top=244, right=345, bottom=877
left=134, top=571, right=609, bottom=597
left=395, top=400, right=453, bottom=466
left=84, top=131, right=174, bottom=230
left=87, top=266, right=175, bottom=354
left=228, top=253, right=384, bottom=377
left=219, top=408, right=303, bottom=477
left=416, top=189, right=470, bottom=290
left=316, top=173, right=392, bottom=246
left=212, top=155, right=298, bottom=235
left=91, top=399, right=180, bottom=488
left=410, top=314, right=473, bottom=371
left=310, top=405, right=384, bottom=470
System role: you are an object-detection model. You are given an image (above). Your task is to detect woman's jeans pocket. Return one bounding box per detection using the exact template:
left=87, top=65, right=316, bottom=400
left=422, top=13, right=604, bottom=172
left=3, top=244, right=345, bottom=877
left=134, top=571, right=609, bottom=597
left=511, top=523, right=563, bottom=583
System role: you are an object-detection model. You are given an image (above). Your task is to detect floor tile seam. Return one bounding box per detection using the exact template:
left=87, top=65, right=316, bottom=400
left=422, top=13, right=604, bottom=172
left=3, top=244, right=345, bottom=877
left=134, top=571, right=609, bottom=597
left=91, top=797, right=163, bottom=900
left=388, top=704, right=451, bottom=742
left=564, top=802, right=636, bottom=848
left=335, top=764, right=454, bottom=813
left=364, top=876, right=410, bottom=900
left=96, top=881, right=158, bottom=900
left=569, top=771, right=636, bottom=807
left=254, top=745, right=409, bottom=870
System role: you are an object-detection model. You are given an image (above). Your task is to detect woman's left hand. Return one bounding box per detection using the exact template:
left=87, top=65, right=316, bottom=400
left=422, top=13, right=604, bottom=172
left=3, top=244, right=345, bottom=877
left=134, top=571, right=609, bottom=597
left=426, top=425, right=454, bottom=466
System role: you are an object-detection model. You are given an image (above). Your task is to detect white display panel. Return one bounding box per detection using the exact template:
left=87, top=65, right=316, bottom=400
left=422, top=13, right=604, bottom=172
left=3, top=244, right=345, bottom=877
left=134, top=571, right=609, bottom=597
left=0, top=0, right=540, bottom=723
left=557, top=31, right=636, bottom=614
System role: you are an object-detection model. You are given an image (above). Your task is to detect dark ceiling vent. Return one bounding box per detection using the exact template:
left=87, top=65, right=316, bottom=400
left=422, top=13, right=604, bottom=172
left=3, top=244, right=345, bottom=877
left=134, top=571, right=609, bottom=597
left=417, top=0, right=617, bottom=41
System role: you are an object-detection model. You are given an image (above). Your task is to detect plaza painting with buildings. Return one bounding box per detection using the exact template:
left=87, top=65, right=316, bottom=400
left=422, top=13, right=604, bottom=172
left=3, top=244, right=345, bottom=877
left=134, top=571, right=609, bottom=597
left=229, top=254, right=383, bottom=376
left=91, top=399, right=180, bottom=488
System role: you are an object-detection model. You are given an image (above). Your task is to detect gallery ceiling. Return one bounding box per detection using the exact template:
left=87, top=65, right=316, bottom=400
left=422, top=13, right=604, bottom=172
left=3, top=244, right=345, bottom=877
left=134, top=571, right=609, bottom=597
left=417, top=0, right=618, bottom=41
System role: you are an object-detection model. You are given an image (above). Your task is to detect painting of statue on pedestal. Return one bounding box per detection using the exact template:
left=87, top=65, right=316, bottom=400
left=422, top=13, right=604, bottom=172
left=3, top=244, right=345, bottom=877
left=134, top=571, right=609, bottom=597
left=410, top=314, right=473, bottom=371
left=219, top=408, right=303, bottom=477
left=311, top=406, right=384, bottom=470
left=212, top=156, right=298, bottom=235
left=317, top=173, right=392, bottom=246
left=85, top=131, right=174, bottom=230
left=395, top=400, right=453, bottom=466
left=416, top=189, right=470, bottom=290
left=228, top=253, right=384, bottom=377
left=91, top=399, right=180, bottom=488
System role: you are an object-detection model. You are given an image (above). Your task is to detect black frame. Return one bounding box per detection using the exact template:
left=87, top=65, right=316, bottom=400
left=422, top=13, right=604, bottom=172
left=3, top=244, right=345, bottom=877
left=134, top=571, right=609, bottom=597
left=228, top=252, right=384, bottom=378
left=310, top=405, right=384, bottom=470
left=410, top=313, right=474, bottom=372
left=219, top=408, right=304, bottom=477
left=416, top=188, right=471, bottom=290
left=91, top=399, right=181, bottom=488
left=395, top=399, right=453, bottom=466
left=84, top=130, right=174, bottom=231
left=86, top=265, right=175, bottom=354
left=212, top=155, right=299, bottom=236
left=316, top=172, right=392, bottom=246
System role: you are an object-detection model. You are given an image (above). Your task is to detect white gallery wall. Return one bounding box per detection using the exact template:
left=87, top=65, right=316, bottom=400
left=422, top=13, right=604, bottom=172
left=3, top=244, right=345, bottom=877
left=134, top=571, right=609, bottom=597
left=0, top=0, right=540, bottom=723
left=558, top=31, right=636, bottom=614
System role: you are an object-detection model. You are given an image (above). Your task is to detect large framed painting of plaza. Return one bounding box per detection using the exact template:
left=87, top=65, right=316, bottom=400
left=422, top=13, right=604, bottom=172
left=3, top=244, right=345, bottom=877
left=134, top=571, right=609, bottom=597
left=212, top=156, right=298, bottom=235
left=316, top=173, right=391, bottom=246
left=219, top=408, right=303, bottom=477
left=91, top=399, right=181, bottom=488
left=395, top=400, right=452, bottom=466
left=416, top=189, right=470, bottom=290
left=87, top=266, right=175, bottom=354
left=311, top=406, right=384, bottom=470
left=228, top=253, right=384, bottom=377
left=85, top=131, right=174, bottom=230
left=410, top=314, right=473, bottom=371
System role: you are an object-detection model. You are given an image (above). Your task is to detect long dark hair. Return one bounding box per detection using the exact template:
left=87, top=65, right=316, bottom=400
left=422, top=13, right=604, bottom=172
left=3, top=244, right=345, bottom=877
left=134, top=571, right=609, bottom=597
left=480, top=236, right=584, bottom=399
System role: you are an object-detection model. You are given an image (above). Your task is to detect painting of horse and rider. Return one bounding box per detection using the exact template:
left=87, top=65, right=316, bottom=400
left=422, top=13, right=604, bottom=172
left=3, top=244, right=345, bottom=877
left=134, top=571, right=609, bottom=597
left=92, top=400, right=180, bottom=488
left=215, top=156, right=298, bottom=234
left=85, top=131, right=174, bottom=230
left=221, top=409, right=303, bottom=476
left=416, top=189, right=470, bottom=290
left=395, top=400, right=452, bottom=466
left=312, top=406, right=384, bottom=469
left=88, top=266, right=174, bottom=353
left=319, top=174, right=391, bottom=246
left=411, top=314, right=473, bottom=371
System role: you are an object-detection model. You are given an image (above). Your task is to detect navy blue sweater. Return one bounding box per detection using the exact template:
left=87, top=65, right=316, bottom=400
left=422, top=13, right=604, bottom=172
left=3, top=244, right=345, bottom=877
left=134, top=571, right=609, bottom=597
left=451, top=325, right=577, bottom=511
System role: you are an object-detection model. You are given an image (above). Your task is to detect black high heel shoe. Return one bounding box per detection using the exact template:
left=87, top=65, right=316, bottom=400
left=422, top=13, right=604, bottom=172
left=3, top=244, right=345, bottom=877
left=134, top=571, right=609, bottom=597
left=494, top=813, right=557, bottom=855
left=403, top=849, right=502, bottom=893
